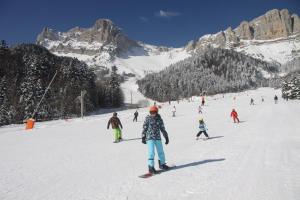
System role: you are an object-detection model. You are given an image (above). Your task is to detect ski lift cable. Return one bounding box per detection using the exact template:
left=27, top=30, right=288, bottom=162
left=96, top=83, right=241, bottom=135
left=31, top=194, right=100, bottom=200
left=31, top=70, right=58, bottom=119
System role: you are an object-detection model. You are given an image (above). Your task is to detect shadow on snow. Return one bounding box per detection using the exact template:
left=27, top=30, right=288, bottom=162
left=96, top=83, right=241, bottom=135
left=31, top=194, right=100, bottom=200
left=170, top=158, right=226, bottom=171
left=207, top=136, right=224, bottom=140
left=122, top=137, right=142, bottom=141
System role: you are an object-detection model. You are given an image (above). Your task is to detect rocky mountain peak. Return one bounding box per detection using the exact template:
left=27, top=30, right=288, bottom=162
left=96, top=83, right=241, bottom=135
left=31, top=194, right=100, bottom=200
left=36, top=19, right=140, bottom=56
left=186, top=9, right=300, bottom=56
left=93, top=19, right=115, bottom=29
left=37, top=27, right=59, bottom=43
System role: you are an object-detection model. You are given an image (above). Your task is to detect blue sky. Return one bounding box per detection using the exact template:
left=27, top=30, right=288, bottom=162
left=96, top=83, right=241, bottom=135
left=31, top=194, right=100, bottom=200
left=0, top=0, right=299, bottom=47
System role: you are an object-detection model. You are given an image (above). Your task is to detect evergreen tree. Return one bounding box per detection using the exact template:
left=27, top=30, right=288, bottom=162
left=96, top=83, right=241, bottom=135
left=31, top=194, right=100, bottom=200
left=0, top=76, right=9, bottom=125
left=282, top=76, right=300, bottom=100
left=0, top=40, right=8, bottom=49
left=108, top=66, right=124, bottom=107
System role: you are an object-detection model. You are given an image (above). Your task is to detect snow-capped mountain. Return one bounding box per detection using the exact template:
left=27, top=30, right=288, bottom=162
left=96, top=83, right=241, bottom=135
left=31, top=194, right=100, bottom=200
left=36, top=19, right=190, bottom=77
left=36, top=9, right=300, bottom=103
left=37, top=9, right=300, bottom=71
left=185, top=9, right=300, bottom=65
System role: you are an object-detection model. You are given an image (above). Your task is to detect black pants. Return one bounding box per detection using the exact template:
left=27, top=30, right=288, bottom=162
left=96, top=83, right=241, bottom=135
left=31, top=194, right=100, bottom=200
left=133, top=116, right=138, bottom=122
left=196, top=131, right=209, bottom=138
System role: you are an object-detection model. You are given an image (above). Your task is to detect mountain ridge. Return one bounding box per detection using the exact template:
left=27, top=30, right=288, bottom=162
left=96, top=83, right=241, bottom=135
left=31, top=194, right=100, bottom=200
left=37, top=8, right=300, bottom=69
left=35, top=8, right=300, bottom=103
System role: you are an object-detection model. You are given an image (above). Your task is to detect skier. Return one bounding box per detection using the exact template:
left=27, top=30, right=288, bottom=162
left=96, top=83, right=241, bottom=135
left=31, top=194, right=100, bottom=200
left=201, top=96, right=205, bottom=106
left=196, top=118, right=210, bottom=140
left=133, top=110, right=138, bottom=122
left=107, top=112, right=123, bottom=143
left=261, top=96, right=264, bottom=103
left=230, top=109, right=240, bottom=123
left=198, top=105, right=202, bottom=114
left=274, top=95, right=278, bottom=104
left=141, top=106, right=170, bottom=174
left=172, top=106, right=176, bottom=117
left=250, top=98, right=254, bottom=105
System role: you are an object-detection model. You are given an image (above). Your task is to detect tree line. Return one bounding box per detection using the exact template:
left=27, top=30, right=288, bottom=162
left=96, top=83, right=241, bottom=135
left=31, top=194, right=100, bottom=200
left=0, top=42, right=123, bottom=126
left=137, top=48, right=278, bottom=102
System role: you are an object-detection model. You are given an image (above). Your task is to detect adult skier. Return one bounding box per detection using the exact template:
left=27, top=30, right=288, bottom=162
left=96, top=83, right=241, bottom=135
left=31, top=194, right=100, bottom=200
left=274, top=95, right=278, bottom=104
left=142, top=106, right=170, bottom=174
left=196, top=118, right=210, bottom=140
left=250, top=98, right=254, bottom=105
left=201, top=96, right=205, bottom=106
left=107, top=112, right=123, bottom=143
left=172, top=106, right=176, bottom=117
left=133, top=110, right=138, bottom=122
left=230, top=109, right=240, bottom=123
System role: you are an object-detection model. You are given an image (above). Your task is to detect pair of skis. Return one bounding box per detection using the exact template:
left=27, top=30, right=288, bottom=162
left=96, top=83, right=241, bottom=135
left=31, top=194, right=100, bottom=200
left=139, top=165, right=176, bottom=178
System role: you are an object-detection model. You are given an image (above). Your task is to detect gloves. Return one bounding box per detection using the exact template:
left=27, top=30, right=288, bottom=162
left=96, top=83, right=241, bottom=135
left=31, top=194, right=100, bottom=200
left=142, top=136, right=146, bottom=144
left=164, top=136, right=169, bottom=145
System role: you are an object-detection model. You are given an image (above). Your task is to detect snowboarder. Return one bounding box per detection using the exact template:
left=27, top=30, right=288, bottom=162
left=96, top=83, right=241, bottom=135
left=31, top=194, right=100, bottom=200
left=250, top=98, right=254, bottom=105
left=196, top=118, right=210, bottom=140
left=198, top=105, right=202, bottom=114
left=172, top=106, right=176, bottom=117
left=141, top=106, right=170, bottom=174
left=274, top=95, right=278, bottom=104
left=133, top=110, right=138, bottom=122
left=201, top=96, right=205, bottom=106
left=230, top=109, right=240, bottom=123
left=107, top=112, right=123, bottom=143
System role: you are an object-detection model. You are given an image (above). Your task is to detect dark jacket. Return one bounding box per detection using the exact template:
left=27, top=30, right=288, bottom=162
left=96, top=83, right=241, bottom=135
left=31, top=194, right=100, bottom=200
left=134, top=111, right=138, bottom=117
left=107, top=116, right=123, bottom=129
left=142, top=114, right=168, bottom=141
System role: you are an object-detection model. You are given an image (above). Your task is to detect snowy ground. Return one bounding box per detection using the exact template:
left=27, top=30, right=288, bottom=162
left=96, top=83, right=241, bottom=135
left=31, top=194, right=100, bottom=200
left=0, top=88, right=300, bottom=200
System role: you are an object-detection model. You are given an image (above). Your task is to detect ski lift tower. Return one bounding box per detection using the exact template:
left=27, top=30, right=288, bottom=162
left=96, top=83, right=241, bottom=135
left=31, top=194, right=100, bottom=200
left=80, top=90, right=87, bottom=118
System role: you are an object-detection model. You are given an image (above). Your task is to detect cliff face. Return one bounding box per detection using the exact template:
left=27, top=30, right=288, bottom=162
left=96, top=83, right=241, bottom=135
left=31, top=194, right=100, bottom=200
left=36, top=19, right=140, bottom=56
left=186, top=9, right=300, bottom=51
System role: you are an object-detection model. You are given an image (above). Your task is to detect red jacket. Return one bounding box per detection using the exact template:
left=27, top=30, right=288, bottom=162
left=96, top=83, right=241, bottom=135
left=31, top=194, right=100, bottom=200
left=231, top=110, right=238, bottom=118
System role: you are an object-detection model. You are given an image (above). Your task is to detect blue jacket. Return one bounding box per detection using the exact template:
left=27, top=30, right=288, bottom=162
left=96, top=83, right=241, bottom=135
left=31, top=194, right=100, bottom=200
left=199, top=122, right=207, bottom=131
left=142, top=114, right=168, bottom=141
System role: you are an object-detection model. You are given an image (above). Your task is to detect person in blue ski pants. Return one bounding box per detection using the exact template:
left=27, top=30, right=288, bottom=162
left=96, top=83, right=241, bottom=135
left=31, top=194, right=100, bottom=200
left=142, top=106, right=170, bottom=174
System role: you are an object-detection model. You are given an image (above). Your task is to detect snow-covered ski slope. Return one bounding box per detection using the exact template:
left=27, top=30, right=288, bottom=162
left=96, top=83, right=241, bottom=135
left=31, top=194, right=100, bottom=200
left=1, top=88, right=299, bottom=200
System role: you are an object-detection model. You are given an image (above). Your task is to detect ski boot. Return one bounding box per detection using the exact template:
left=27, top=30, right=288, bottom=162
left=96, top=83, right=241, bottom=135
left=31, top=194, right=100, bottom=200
left=158, top=160, right=170, bottom=170
left=148, top=166, right=158, bottom=174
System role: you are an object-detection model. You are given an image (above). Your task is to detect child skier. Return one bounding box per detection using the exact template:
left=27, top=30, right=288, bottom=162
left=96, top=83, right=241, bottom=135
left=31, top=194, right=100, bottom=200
left=196, top=118, right=210, bottom=140
left=107, top=112, right=123, bottom=143
left=198, top=105, right=202, bottom=114
left=230, top=109, right=240, bottom=123
left=142, top=106, right=170, bottom=174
